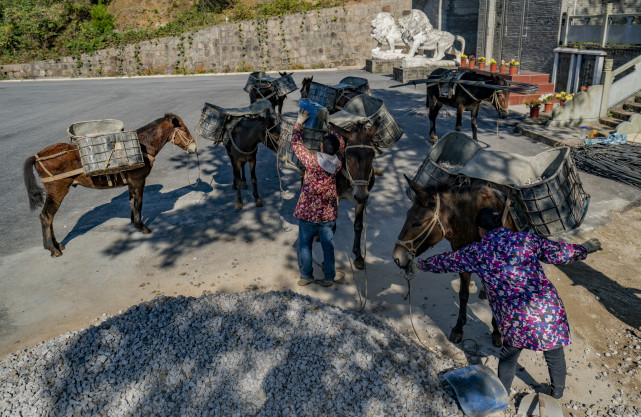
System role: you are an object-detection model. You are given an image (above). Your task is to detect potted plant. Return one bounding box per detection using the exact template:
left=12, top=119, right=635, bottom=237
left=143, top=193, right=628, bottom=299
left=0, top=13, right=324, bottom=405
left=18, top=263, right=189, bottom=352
left=499, top=60, right=507, bottom=74
left=478, top=57, right=486, bottom=70
left=460, top=54, right=468, bottom=67
left=489, top=58, right=497, bottom=72
left=556, top=91, right=567, bottom=105
left=525, top=98, right=541, bottom=118
left=509, top=59, right=519, bottom=75
left=469, top=55, right=477, bottom=69
left=540, top=93, right=554, bottom=112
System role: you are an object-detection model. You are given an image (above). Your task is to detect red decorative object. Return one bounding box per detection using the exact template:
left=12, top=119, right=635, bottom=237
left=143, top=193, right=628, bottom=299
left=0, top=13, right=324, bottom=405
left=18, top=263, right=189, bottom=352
left=490, top=63, right=497, bottom=72
left=461, top=59, right=468, bottom=68
left=529, top=107, right=540, bottom=118
left=560, top=99, right=565, bottom=106
left=544, top=102, right=554, bottom=113
left=509, top=66, right=517, bottom=75
left=499, top=66, right=506, bottom=74
left=469, top=60, right=476, bottom=69
left=479, top=62, right=486, bottom=70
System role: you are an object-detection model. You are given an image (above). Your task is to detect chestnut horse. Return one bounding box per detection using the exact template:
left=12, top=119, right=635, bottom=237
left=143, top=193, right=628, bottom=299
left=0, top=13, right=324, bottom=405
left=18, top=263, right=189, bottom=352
left=248, top=71, right=293, bottom=116
left=426, top=68, right=510, bottom=142
left=23, top=113, right=197, bottom=257
left=299, top=77, right=361, bottom=112
left=392, top=178, right=517, bottom=347
left=330, top=118, right=382, bottom=270
left=224, top=111, right=281, bottom=210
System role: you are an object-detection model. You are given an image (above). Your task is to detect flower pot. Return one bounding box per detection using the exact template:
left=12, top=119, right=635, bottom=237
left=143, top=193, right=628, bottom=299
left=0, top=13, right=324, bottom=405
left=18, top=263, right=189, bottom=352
left=469, top=61, right=476, bottom=69
left=509, top=66, right=517, bottom=75
left=559, top=99, right=565, bottom=106
left=461, top=59, right=468, bottom=68
left=490, top=63, right=497, bottom=72
left=479, top=62, right=486, bottom=70
left=499, top=66, right=506, bottom=74
left=544, top=102, right=554, bottom=113
left=529, top=107, right=540, bottom=118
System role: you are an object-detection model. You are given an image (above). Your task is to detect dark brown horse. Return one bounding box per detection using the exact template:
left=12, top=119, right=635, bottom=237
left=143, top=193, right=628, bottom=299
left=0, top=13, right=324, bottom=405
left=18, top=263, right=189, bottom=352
left=330, top=118, right=382, bottom=270
left=23, top=114, right=197, bottom=257
left=223, top=111, right=281, bottom=210
left=427, top=68, right=510, bottom=142
left=392, top=178, right=517, bottom=347
left=248, top=71, right=293, bottom=116
left=299, top=77, right=361, bottom=112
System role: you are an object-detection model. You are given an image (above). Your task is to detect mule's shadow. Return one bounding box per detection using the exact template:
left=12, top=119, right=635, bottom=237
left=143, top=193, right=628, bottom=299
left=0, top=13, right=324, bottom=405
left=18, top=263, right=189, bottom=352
left=61, top=181, right=213, bottom=248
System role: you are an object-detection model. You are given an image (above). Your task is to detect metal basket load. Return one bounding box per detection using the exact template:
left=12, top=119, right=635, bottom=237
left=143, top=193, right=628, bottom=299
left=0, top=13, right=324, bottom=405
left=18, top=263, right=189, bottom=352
left=196, top=100, right=272, bottom=144
left=76, top=130, right=144, bottom=176
left=307, top=82, right=339, bottom=111
left=409, top=132, right=590, bottom=236
left=340, top=94, right=404, bottom=148
left=278, top=119, right=325, bottom=171
left=243, top=71, right=297, bottom=96
left=339, top=76, right=372, bottom=95
left=67, top=119, right=124, bottom=144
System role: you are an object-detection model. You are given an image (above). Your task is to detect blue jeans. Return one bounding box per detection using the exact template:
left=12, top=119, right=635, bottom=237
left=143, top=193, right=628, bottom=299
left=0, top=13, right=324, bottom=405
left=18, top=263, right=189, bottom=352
left=298, top=219, right=336, bottom=281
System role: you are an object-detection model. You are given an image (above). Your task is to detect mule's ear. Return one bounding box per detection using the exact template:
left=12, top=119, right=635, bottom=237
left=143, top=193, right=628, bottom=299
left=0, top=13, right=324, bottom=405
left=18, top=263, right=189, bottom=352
left=405, top=174, right=428, bottom=203
left=171, top=117, right=181, bottom=128
left=329, top=123, right=352, bottom=141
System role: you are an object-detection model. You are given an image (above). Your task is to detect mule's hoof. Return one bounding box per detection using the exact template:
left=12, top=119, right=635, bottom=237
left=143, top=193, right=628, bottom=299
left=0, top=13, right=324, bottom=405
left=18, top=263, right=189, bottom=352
left=429, top=136, right=438, bottom=143
left=236, top=203, right=243, bottom=210
left=141, top=226, right=152, bottom=235
left=449, top=329, right=463, bottom=344
left=354, top=257, right=365, bottom=270
left=50, top=249, right=63, bottom=258
left=479, top=288, right=487, bottom=300
left=255, top=199, right=263, bottom=207
left=492, top=333, right=503, bottom=347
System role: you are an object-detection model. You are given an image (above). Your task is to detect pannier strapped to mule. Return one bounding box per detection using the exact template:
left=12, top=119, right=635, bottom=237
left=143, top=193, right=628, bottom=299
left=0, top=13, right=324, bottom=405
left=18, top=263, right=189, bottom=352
left=408, top=132, right=590, bottom=237
left=329, top=94, right=403, bottom=149
left=306, top=77, right=373, bottom=113
left=196, top=100, right=273, bottom=144
left=278, top=119, right=326, bottom=171
left=243, top=71, right=297, bottom=98
left=67, top=120, right=144, bottom=176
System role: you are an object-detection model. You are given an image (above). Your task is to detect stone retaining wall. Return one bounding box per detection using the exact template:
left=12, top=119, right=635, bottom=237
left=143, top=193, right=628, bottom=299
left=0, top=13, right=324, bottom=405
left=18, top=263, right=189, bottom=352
left=1, top=0, right=411, bottom=79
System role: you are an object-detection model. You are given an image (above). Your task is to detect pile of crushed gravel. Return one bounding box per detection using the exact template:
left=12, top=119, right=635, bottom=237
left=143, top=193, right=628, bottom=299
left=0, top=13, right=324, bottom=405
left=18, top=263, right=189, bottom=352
left=0, top=291, right=463, bottom=416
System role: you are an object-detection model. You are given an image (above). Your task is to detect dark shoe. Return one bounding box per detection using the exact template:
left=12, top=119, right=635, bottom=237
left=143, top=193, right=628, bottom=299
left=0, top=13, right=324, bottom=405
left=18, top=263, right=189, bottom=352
left=319, top=280, right=334, bottom=287
left=297, top=278, right=313, bottom=286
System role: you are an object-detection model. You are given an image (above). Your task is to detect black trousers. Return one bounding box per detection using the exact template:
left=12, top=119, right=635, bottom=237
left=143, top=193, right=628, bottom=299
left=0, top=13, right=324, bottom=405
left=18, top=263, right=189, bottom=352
left=497, top=344, right=566, bottom=399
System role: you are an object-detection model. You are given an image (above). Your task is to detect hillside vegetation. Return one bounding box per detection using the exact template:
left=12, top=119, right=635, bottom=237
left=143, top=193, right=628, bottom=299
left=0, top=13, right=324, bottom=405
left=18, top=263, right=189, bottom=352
left=0, top=0, right=349, bottom=65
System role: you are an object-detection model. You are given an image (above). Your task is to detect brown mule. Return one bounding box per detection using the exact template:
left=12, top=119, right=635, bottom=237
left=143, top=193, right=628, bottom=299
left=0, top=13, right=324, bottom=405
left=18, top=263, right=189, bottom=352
left=23, top=113, right=197, bottom=257
left=392, top=178, right=518, bottom=347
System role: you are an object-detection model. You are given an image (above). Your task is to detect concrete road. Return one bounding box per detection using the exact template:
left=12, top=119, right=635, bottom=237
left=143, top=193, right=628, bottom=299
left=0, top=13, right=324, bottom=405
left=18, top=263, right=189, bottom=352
left=0, top=70, right=638, bottom=356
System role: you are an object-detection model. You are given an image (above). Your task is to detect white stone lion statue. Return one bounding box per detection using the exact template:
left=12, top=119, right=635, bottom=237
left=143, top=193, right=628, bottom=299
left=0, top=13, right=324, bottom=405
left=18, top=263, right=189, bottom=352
left=370, top=12, right=405, bottom=58
left=399, top=10, right=465, bottom=62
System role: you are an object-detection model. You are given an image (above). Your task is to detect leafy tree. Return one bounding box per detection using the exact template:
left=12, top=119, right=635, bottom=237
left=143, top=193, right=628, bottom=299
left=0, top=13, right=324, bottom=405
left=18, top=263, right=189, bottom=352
left=90, top=0, right=113, bottom=34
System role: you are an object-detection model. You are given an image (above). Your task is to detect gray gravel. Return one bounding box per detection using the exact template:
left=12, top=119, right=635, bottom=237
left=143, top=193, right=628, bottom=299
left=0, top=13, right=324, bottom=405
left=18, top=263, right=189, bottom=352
left=0, top=291, right=463, bottom=417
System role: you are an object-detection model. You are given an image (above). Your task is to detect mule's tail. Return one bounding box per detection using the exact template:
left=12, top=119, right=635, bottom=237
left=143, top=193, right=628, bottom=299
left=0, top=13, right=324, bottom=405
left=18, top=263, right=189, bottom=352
left=23, top=156, right=45, bottom=211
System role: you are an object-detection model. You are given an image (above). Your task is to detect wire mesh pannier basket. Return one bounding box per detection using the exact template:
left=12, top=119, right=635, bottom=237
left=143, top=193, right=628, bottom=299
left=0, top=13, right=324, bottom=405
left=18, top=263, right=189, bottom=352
left=341, top=94, right=404, bottom=148
left=76, top=130, right=144, bottom=176
left=196, top=103, right=228, bottom=144
left=339, top=76, right=372, bottom=95
left=307, top=83, right=339, bottom=111
left=271, top=73, right=297, bottom=96
left=278, top=119, right=325, bottom=171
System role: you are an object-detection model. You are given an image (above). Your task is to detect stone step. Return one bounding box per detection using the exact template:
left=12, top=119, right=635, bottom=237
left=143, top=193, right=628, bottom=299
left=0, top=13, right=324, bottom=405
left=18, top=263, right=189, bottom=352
left=622, top=101, right=641, bottom=113
left=599, top=116, right=622, bottom=128
left=609, top=108, right=637, bottom=121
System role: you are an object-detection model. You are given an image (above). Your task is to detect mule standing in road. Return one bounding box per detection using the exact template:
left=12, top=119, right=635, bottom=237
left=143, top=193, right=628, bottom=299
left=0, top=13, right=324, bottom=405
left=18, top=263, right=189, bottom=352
left=426, top=68, right=510, bottom=142
left=330, top=118, right=382, bottom=270
left=248, top=71, right=293, bottom=116
left=224, top=111, right=281, bottom=210
left=392, top=177, right=518, bottom=347
left=23, top=113, right=197, bottom=257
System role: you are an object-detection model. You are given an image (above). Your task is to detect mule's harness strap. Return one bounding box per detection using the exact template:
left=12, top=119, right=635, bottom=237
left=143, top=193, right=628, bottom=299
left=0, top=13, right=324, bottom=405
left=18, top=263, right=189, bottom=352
left=39, top=168, right=85, bottom=183
left=395, top=194, right=447, bottom=258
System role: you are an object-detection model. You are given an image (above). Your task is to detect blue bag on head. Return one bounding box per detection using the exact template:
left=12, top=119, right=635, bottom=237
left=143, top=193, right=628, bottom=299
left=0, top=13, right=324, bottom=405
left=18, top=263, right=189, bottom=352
left=299, top=98, right=328, bottom=130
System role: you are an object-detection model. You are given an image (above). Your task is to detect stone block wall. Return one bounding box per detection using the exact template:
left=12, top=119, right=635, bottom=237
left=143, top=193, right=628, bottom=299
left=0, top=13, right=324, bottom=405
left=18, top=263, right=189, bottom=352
left=1, top=0, right=411, bottom=79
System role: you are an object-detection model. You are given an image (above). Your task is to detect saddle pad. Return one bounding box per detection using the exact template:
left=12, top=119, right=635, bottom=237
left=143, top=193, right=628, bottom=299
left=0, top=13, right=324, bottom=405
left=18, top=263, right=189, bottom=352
left=68, top=119, right=125, bottom=143
left=457, top=150, right=541, bottom=187
left=328, top=110, right=368, bottom=128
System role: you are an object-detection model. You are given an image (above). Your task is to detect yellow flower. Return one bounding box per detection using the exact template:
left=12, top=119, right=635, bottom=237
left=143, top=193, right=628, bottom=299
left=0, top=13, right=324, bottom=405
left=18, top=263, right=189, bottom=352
left=478, top=57, right=486, bottom=63
left=489, top=58, right=497, bottom=64
left=460, top=54, right=468, bottom=59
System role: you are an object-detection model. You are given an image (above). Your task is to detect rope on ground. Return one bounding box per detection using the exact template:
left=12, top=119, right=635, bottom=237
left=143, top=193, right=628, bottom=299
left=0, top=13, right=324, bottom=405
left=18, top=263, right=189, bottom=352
left=571, top=142, right=641, bottom=189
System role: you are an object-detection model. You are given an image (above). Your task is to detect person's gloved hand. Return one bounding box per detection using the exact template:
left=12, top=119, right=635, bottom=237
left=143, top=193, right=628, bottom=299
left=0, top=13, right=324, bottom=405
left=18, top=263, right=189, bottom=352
left=296, top=109, right=310, bottom=125
left=581, top=238, right=602, bottom=254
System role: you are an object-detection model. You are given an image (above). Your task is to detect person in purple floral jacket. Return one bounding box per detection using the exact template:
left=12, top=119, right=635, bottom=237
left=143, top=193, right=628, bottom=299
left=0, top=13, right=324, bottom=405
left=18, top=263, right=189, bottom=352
left=415, top=208, right=601, bottom=399
left=292, top=109, right=345, bottom=288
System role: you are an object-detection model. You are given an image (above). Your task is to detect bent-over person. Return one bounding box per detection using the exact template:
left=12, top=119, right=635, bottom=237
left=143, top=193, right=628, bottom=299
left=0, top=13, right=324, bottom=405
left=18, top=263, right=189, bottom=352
left=414, top=208, right=601, bottom=399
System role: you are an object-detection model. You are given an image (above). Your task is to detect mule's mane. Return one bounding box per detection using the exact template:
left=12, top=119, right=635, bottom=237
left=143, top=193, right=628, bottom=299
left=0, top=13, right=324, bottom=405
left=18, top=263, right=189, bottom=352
left=136, top=113, right=178, bottom=134
left=416, top=180, right=492, bottom=206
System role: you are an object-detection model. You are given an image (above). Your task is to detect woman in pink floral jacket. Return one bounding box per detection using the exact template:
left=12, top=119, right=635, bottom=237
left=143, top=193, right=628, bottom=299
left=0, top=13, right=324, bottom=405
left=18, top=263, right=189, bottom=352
left=416, top=208, right=601, bottom=399
left=292, top=109, right=345, bottom=287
